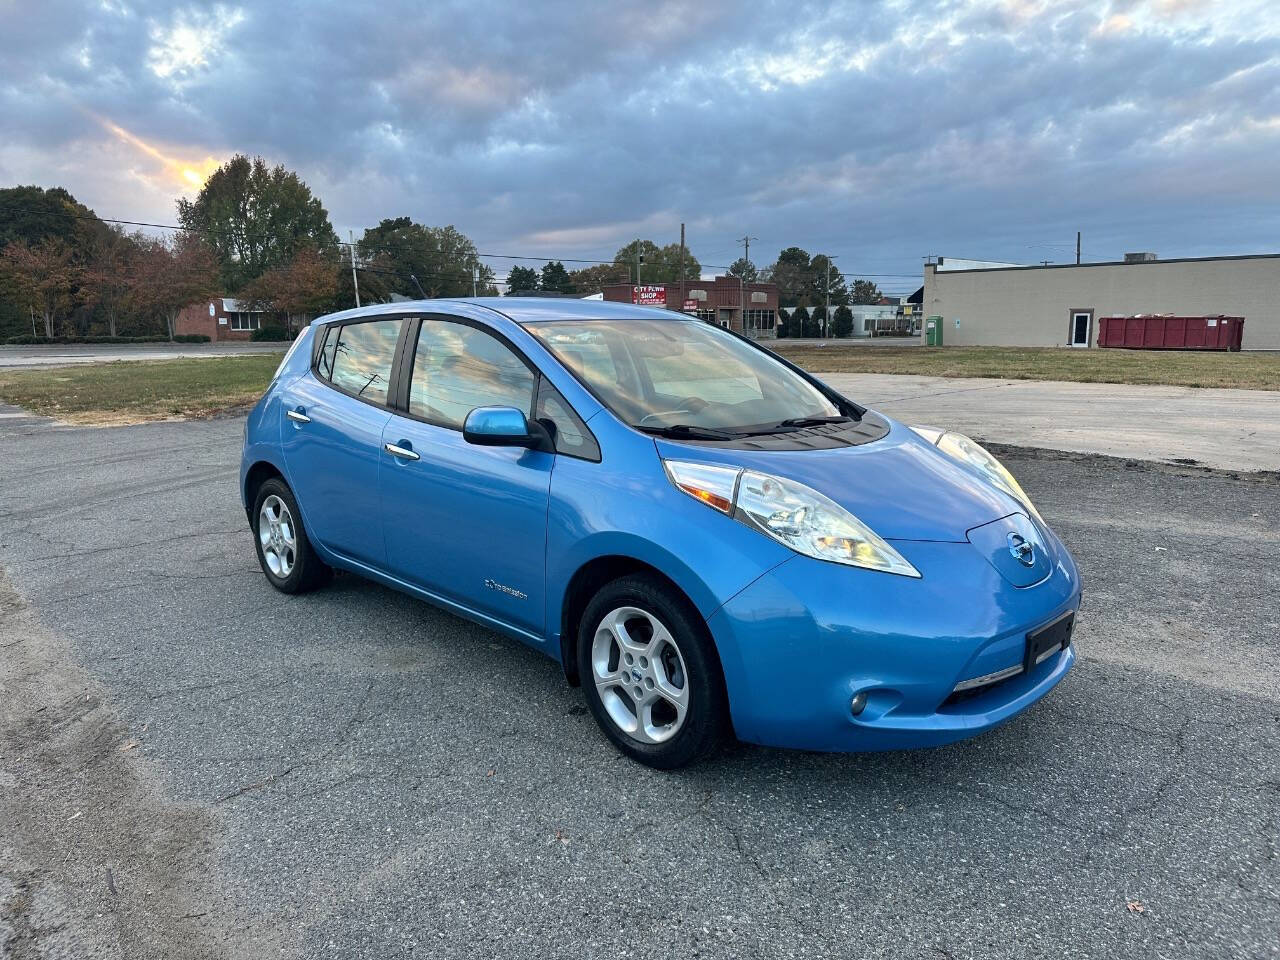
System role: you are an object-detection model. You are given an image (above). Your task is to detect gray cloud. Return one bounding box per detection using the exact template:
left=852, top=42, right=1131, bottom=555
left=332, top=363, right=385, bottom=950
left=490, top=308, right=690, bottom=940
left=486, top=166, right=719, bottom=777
left=2, top=0, right=1278, bottom=290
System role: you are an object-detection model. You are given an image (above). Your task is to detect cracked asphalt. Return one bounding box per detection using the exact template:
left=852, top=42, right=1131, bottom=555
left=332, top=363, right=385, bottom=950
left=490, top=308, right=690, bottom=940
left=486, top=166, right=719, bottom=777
left=1, top=415, right=1278, bottom=959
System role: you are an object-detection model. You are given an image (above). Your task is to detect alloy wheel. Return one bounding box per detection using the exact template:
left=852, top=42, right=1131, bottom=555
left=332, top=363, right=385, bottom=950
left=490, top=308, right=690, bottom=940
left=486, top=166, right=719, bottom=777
left=590, top=606, right=690, bottom=744
left=258, top=494, right=296, bottom=579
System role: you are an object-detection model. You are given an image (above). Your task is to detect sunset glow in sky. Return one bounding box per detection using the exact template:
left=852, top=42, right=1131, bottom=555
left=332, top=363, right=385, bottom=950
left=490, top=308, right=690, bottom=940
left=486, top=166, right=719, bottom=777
left=2, top=0, right=1278, bottom=287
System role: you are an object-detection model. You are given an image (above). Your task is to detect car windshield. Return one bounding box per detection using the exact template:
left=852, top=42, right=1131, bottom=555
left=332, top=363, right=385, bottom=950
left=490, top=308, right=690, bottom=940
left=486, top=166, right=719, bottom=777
left=526, top=318, right=844, bottom=435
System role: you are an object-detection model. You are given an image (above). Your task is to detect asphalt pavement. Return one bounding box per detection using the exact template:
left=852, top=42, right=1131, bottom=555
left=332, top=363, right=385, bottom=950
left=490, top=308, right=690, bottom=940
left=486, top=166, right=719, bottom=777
left=1, top=416, right=1277, bottom=959
left=822, top=373, right=1280, bottom=473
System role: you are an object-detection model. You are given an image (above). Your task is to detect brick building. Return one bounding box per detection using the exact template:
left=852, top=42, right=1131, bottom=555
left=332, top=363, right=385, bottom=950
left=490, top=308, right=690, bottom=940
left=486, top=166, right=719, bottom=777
left=175, top=298, right=271, bottom=342
left=601, top=276, right=779, bottom=338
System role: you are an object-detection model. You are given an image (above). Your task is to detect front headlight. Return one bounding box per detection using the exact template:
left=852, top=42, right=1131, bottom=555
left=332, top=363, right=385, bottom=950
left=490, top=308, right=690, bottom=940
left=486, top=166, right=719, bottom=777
left=663, top=460, right=921, bottom=578
left=910, top=426, right=1041, bottom=521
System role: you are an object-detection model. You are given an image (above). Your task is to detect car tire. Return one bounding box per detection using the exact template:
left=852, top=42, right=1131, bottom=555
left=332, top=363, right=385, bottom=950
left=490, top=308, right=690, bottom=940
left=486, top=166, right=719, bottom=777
left=577, top=574, right=729, bottom=769
left=252, top=478, right=330, bottom=594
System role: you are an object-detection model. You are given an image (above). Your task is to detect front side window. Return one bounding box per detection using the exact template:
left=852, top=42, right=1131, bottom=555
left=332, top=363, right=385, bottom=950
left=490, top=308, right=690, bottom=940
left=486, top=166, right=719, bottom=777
left=409, top=321, right=535, bottom=429
left=535, top=379, right=600, bottom=461
left=324, top=319, right=402, bottom=405
left=528, top=318, right=841, bottom=435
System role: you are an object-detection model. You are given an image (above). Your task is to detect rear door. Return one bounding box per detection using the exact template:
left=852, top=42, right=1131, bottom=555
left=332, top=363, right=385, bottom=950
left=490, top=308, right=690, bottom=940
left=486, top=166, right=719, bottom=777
left=380, top=317, right=553, bottom=636
left=279, top=317, right=406, bottom=567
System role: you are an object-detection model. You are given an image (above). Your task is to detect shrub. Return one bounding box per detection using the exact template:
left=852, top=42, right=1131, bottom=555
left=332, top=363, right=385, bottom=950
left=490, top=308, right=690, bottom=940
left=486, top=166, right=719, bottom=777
left=790, top=306, right=811, bottom=338
left=250, top=326, right=290, bottom=342
left=832, top=305, right=854, bottom=338
left=173, top=334, right=211, bottom=343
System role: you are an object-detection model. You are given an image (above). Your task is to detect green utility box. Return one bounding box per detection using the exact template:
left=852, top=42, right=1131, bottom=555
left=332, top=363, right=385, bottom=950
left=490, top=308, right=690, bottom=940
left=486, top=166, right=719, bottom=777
left=925, top=316, right=943, bottom=346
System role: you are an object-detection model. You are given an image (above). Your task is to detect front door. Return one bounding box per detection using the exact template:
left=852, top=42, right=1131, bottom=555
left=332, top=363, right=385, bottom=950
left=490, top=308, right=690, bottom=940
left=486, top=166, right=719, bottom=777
left=380, top=318, right=552, bottom=637
left=1071, top=311, right=1092, bottom=347
left=279, top=318, right=402, bottom=566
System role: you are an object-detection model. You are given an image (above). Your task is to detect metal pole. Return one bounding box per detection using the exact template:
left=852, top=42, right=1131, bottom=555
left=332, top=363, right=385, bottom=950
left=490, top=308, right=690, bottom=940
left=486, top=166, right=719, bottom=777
left=737, top=235, right=757, bottom=335
left=1076, top=231, right=1081, bottom=265
left=825, top=260, right=830, bottom=338
left=472, top=262, right=478, bottom=297
left=349, top=230, right=361, bottom=307
left=678, top=223, right=686, bottom=307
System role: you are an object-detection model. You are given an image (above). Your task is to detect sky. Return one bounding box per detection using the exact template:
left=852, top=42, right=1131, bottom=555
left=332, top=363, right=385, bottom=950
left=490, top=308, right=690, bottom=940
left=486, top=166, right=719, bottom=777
left=2, top=0, right=1278, bottom=294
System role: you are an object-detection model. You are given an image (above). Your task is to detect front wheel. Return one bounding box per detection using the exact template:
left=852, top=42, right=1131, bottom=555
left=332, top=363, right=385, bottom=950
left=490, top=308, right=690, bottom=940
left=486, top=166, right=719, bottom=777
left=578, top=575, right=729, bottom=769
left=252, top=478, right=330, bottom=593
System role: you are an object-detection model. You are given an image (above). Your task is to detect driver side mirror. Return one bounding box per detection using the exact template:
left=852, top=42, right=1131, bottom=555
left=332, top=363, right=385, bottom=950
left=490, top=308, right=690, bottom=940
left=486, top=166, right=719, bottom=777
left=463, top=406, right=551, bottom=451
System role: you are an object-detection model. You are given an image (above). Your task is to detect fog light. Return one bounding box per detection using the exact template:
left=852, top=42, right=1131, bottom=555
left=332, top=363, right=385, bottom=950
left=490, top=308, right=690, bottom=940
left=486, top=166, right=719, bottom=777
left=850, top=692, right=868, bottom=716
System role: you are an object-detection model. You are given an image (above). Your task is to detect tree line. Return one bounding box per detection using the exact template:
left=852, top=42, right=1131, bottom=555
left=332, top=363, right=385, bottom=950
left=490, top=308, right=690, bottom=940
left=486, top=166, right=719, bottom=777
left=0, top=154, right=885, bottom=341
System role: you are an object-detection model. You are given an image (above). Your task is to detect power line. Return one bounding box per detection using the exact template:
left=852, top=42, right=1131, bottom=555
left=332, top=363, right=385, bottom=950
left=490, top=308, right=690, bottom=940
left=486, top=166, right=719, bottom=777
left=5, top=202, right=925, bottom=281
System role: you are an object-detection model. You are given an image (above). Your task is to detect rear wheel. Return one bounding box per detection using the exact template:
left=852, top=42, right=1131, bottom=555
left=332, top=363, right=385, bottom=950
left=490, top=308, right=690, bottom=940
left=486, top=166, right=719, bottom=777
left=252, top=478, right=330, bottom=593
left=578, top=575, right=728, bottom=769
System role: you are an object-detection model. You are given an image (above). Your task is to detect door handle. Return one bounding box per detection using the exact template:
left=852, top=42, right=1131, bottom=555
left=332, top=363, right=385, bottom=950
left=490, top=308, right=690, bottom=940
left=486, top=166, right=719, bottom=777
left=384, top=442, right=420, bottom=461
left=286, top=408, right=311, bottom=423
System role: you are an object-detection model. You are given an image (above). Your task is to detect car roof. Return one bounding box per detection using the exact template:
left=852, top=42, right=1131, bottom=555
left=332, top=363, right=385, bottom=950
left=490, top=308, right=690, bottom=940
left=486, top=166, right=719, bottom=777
left=312, top=296, right=687, bottom=327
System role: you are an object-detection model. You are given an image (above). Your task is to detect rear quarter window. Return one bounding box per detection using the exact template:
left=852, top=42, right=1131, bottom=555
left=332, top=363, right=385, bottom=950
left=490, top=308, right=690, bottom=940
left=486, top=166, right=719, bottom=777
left=322, top=319, right=402, bottom=405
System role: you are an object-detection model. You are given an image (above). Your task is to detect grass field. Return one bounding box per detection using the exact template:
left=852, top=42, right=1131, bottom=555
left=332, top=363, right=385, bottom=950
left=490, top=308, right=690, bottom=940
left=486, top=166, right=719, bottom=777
left=0, top=354, right=285, bottom=424
left=1, top=343, right=1277, bottom=425
left=770, top=343, right=1280, bottom=390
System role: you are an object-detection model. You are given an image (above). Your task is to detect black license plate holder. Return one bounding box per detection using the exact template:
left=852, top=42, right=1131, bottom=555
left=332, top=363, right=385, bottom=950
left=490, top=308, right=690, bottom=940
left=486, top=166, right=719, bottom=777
left=1025, top=612, right=1074, bottom=673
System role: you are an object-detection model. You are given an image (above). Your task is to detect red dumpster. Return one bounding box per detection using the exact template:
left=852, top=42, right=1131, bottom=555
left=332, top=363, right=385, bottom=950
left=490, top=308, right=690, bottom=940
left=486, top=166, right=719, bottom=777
left=1096, top=315, right=1244, bottom=351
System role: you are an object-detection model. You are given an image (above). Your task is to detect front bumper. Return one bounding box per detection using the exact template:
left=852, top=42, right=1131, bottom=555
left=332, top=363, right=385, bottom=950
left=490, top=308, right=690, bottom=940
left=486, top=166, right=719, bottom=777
left=706, top=534, right=1081, bottom=752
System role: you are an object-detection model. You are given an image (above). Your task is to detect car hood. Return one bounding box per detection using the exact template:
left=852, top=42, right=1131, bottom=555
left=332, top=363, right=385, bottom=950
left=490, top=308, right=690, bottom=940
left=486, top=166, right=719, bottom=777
left=652, top=417, right=1022, bottom=543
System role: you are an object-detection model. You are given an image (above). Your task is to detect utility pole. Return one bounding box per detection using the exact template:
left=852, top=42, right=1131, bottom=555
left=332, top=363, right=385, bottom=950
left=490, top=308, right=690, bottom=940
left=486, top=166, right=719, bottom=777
left=678, top=223, right=686, bottom=307
left=1076, top=231, right=1081, bottom=265
left=635, top=239, right=642, bottom=286
left=349, top=231, right=361, bottom=307
left=738, top=235, right=757, bottom=334
left=824, top=255, right=839, bottom=339
left=472, top=262, right=478, bottom=297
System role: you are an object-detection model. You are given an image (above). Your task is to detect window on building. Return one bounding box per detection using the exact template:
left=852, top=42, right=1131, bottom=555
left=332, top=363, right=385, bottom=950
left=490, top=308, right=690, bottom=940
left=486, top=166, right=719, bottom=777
left=324, top=318, right=402, bottom=405
left=228, top=312, right=261, bottom=331
left=409, top=320, right=535, bottom=429
left=695, top=309, right=716, bottom=324
left=743, top=309, right=775, bottom=330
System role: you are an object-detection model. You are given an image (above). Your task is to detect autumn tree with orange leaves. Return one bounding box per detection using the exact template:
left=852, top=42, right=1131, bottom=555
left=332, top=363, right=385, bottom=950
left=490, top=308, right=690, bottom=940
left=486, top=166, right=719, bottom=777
left=130, top=234, right=220, bottom=341
left=1, top=238, right=77, bottom=337
left=240, top=246, right=340, bottom=333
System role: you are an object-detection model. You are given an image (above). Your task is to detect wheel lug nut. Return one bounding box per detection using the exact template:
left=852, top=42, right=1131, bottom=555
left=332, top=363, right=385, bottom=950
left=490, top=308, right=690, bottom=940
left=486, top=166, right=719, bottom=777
left=625, top=653, right=633, bottom=665
left=639, top=656, right=648, bottom=668
left=633, top=686, right=643, bottom=699
left=645, top=678, right=654, bottom=689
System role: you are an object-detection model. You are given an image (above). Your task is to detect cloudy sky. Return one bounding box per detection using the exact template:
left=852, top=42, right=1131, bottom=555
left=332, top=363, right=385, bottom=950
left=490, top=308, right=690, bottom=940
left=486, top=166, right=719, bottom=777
left=2, top=0, right=1278, bottom=292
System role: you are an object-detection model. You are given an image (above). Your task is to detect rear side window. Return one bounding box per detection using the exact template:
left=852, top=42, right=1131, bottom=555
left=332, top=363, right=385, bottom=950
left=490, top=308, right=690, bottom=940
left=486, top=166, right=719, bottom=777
left=323, top=319, right=402, bottom=405
left=409, top=321, right=536, bottom=428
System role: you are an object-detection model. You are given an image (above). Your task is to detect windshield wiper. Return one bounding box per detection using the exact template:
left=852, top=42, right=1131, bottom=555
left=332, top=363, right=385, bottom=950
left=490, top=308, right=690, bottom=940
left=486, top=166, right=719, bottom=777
left=637, top=423, right=740, bottom=441
left=771, top=415, right=855, bottom=429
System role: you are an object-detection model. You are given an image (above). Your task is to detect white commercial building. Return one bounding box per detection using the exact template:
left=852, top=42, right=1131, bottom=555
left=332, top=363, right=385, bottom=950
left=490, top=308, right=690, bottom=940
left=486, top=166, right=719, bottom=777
left=923, top=253, right=1280, bottom=350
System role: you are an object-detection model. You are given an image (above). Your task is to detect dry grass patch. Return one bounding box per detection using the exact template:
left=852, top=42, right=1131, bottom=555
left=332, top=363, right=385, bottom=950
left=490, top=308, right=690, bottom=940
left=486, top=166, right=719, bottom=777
left=770, top=343, right=1280, bottom=390
left=0, top=354, right=285, bottom=424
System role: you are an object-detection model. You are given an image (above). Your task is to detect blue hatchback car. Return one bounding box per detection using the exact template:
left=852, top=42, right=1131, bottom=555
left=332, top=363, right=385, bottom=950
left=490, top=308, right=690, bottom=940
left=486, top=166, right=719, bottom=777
left=241, top=298, right=1080, bottom=768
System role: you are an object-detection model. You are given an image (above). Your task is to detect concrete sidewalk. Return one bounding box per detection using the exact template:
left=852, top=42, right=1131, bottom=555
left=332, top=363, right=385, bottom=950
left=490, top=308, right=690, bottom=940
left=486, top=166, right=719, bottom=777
left=0, top=342, right=285, bottom=368
left=821, top=373, right=1280, bottom=473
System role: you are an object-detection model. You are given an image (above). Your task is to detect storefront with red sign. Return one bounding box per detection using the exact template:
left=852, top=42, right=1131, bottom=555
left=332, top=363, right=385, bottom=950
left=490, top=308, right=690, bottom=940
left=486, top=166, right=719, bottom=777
left=601, top=276, right=779, bottom=338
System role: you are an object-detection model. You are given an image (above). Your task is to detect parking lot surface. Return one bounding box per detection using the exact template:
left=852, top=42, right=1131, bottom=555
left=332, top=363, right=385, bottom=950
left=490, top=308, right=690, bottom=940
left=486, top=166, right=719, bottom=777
left=821, top=373, right=1280, bottom=473
left=1, top=415, right=1278, bottom=959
